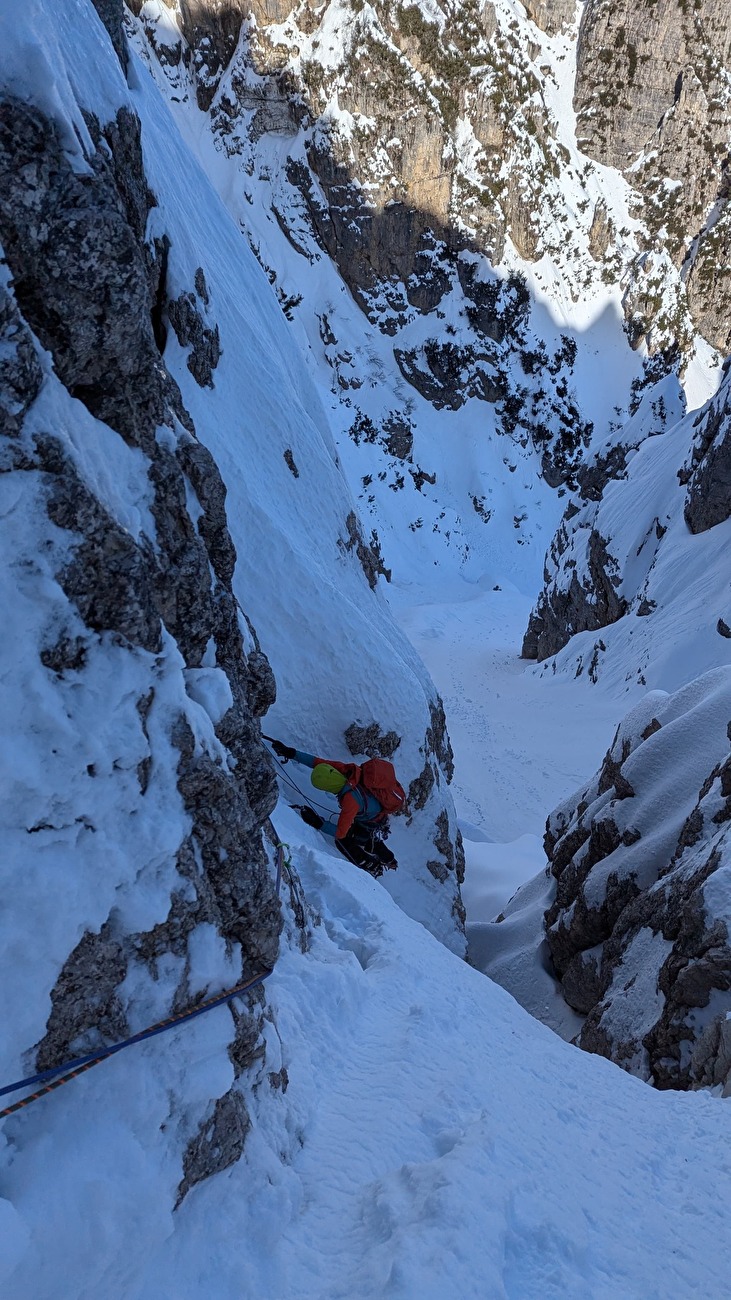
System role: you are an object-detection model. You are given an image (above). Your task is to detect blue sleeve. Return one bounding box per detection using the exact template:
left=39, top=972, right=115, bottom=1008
left=293, top=751, right=317, bottom=768
left=320, top=820, right=337, bottom=837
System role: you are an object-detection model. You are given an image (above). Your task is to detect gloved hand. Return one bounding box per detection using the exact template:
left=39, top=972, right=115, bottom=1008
left=300, top=806, right=324, bottom=830
left=271, top=740, right=296, bottom=761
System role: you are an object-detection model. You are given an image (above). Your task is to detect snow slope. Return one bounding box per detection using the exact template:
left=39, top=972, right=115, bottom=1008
left=2, top=2, right=731, bottom=1296
left=4, top=0, right=468, bottom=948
left=4, top=805, right=731, bottom=1298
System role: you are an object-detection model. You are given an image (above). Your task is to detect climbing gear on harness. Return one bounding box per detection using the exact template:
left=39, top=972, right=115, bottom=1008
left=335, top=827, right=398, bottom=877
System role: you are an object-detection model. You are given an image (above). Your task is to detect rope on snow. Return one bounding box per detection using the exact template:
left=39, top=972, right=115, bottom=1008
left=0, top=844, right=290, bottom=1121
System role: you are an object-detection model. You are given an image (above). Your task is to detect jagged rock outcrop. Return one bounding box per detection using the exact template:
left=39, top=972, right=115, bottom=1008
left=91, top=0, right=128, bottom=69
left=0, top=91, right=282, bottom=1196
left=524, top=361, right=731, bottom=667
left=339, top=510, right=391, bottom=588
left=0, top=286, right=43, bottom=437
left=168, top=274, right=222, bottom=387
left=130, top=0, right=613, bottom=480
left=0, top=100, right=171, bottom=451
left=543, top=671, right=731, bottom=1092
left=575, top=0, right=731, bottom=350
left=522, top=372, right=691, bottom=665
left=522, top=523, right=627, bottom=661
left=523, top=0, right=575, bottom=37
left=682, top=361, right=731, bottom=533
left=344, top=722, right=402, bottom=758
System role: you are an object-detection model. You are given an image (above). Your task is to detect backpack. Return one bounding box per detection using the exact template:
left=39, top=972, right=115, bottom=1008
left=357, top=757, right=407, bottom=818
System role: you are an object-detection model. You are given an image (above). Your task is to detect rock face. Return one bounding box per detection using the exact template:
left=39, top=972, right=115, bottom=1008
left=130, top=0, right=624, bottom=484
left=0, top=93, right=282, bottom=1196
left=683, top=361, right=731, bottom=533
left=575, top=0, right=731, bottom=351
left=523, top=0, right=575, bottom=36
left=523, top=366, right=710, bottom=667
left=543, top=670, right=731, bottom=1092
left=522, top=523, right=626, bottom=662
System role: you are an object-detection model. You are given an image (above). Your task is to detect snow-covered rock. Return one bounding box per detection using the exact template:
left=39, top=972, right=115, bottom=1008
left=0, top=0, right=465, bottom=1224
left=523, top=364, right=731, bottom=690
left=683, top=359, right=731, bottom=534
left=543, top=668, right=731, bottom=1090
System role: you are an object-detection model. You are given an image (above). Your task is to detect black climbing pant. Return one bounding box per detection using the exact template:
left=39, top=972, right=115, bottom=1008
left=336, top=825, right=397, bottom=877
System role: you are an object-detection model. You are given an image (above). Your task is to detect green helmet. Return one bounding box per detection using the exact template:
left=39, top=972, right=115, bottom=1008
left=311, top=763, right=347, bottom=794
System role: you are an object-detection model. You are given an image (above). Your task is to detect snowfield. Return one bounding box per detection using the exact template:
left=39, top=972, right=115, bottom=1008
left=1, top=0, right=730, bottom=1295
left=4, top=807, right=731, bottom=1298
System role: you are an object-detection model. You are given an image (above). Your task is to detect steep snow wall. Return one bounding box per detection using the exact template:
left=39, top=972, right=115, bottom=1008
left=0, top=0, right=465, bottom=1229
left=523, top=363, right=731, bottom=693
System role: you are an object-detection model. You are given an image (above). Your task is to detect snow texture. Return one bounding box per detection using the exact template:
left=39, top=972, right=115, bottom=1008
left=1, top=0, right=730, bottom=1294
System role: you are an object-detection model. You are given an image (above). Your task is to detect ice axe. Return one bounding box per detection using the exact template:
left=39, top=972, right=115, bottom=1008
left=261, top=733, right=290, bottom=761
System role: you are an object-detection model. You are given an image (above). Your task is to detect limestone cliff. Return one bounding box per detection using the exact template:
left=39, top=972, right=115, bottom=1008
left=2, top=0, right=473, bottom=1210
left=575, top=0, right=731, bottom=352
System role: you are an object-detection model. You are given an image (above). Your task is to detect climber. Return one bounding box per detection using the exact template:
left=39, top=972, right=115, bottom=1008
left=269, top=740, right=404, bottom=878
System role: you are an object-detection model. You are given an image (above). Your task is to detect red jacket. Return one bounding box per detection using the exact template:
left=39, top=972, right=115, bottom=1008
left=312, top=758, right=382, bottom=840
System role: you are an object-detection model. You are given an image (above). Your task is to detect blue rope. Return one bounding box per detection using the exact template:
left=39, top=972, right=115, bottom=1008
left=0, top=842, right=288, bottom=1111
left=0, top=969, right=271, bottom=1102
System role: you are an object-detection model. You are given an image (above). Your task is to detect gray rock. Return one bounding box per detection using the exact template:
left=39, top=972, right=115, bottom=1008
left=1, top=95, right=283, bottom=1192
left=339, top=511, right=391, bottom=588
left=283, top=448, right=299, bottom=477
left=522, top=526, right=627, bottom=661
left=689, top=1013, right=731, bottom=1093
left=178, top=1089, right=251, bottom=1203
left=382, top=411, right=413, bottom=461
left=168, top=290, right=221, bottom=388
left=523, top=0, right=575, bottom=36
left=683, top=369, right=731, bottom=534
left=574, top=0, right=731, bottom=349
left=426, top=697, right=454, bottom=783
left=90, top=0, right=128, bottom=70
left=394, top=340, right=503, bottom=411
left=588, top=200, right=613, bottom=262
left=0, top=99, right=171, bottom=452
left=173, top=717, right=280, bottom=969
left=34, top=928, right=129, bottom=1071
left=408, top=758, right=436, bottom=812
left=344, top=723, right=402, bottom=759
left=39, top=435, right=163, bottom=653
left=0, top=283, right=43, bottom=439
left=575, top=443, right=630, bottom=503
left=177, top=435, right=237, bottom=584
left=542, top=675, right=731, bottom=1090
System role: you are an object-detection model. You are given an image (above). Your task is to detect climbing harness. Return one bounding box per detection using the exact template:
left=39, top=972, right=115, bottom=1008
left=0, top=843, right=289, bottom=1122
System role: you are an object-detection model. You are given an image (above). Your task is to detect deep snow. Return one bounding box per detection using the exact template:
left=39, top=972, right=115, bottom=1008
left=5, top=806, right=731, bottom=1299
left=2, top=0, right=731, bottom=1296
